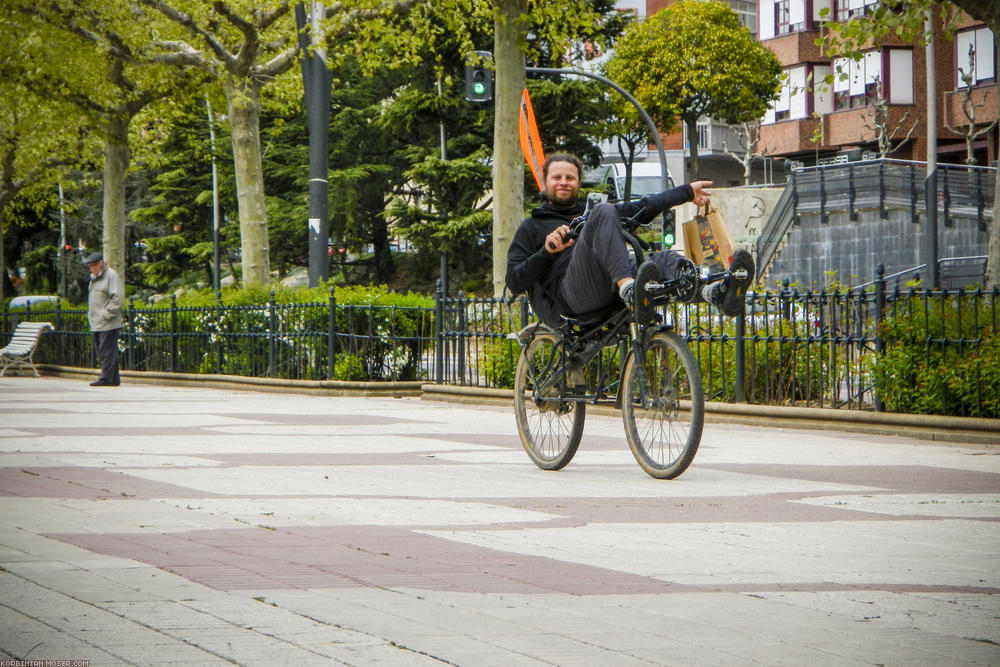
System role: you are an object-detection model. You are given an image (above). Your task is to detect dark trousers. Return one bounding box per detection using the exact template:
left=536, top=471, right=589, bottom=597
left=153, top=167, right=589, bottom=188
left=560, top=203, right=687, bottom=315
left=93, top=328, right=120, bottom=384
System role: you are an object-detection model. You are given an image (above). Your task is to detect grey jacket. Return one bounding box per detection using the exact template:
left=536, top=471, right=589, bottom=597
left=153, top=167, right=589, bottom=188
left=87, top=265, right=124, bottom=331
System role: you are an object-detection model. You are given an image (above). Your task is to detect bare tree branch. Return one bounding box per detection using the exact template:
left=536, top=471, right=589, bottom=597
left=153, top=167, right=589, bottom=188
left=257, top=45, right=300, bottom=79
left=145, top=40, right=215, bottom=74
left=137, top=0, right=236, bottom=69
left=944, top=43, right=999, bottom=165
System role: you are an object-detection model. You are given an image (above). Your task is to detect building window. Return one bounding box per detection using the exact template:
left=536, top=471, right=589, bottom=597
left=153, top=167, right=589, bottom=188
left=833, top=52, right=883, bottom=109
left=834, top=0, right=878, bottom=22
left=775, top=0, right=790, bottom=35
left=830, top=49, right=913, bottom=108
left=956, top=27, right=996, bottom=88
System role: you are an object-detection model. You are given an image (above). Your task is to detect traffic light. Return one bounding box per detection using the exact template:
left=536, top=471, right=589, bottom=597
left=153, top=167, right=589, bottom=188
left=662, top=210, right=676, bottom=247
left=464, top=51, right=493, bottom=103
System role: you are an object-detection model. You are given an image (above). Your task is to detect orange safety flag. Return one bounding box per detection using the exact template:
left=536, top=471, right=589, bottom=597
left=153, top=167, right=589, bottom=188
left=518, top=88, right=545, bottom=192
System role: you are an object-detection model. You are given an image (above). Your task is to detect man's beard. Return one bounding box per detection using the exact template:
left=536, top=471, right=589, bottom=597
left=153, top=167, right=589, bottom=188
left=547, top=190, right=578, bottom=206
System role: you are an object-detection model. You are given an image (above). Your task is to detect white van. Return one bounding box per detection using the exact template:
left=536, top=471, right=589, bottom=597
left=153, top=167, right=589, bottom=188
left=600, top=161, right=675, bottom=201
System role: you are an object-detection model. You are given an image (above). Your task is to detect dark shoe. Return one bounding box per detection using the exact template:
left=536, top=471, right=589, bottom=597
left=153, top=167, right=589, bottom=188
left=90, top=379, right=111, bottom=386
left=631, top=260, right=661, bottom=324
left=704, top=249, right=755, bottom=317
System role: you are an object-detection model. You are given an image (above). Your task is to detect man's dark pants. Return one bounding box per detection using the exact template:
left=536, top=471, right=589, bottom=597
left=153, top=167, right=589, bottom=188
left=560, top=203, right=687, bottom=316
left=93, top=328, right=120, bottom=384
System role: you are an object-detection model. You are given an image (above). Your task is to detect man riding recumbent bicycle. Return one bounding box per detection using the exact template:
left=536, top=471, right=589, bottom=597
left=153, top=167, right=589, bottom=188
left=504, top=154, right=754, bottom=479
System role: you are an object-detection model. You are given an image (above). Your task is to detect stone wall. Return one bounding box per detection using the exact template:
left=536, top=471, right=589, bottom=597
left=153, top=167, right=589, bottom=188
left=765, top=208, right=988, bottom=289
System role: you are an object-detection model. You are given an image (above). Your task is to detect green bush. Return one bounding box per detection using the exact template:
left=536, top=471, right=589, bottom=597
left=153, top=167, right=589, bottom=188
left=874, top=294, right=999, bottom=418
left=691, top=317, right=833, bottom=405
left=482, top=339, right=519, bottom=389
left=120, top=282, right=434, bottom=380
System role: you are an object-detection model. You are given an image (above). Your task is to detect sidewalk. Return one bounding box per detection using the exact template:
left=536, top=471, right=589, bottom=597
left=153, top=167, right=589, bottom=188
left=1, top=376, right=998, bottom=666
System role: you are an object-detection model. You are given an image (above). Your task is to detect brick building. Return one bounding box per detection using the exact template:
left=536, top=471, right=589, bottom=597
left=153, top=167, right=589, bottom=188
left=757, top=0, right=998, bottom=170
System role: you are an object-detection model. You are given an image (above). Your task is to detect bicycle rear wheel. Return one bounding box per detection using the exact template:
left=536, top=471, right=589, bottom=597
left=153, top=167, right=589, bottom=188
left=621, top=331, right=703, bottom=479
left=514, top=335, right=585, bottom=470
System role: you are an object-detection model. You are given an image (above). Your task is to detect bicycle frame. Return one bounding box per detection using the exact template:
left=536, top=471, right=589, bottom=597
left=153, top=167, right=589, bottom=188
left=508, top=217, right=728, bottom=478
left=507, top=225, right=697, bottom=411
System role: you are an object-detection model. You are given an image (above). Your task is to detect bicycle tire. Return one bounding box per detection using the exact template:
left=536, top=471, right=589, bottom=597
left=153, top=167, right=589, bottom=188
left=514, top=334, right=585, bottom=470
left=621, top=331, right=704, bottom=479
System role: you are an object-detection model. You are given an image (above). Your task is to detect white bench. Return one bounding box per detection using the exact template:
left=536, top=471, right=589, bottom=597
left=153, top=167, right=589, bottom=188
left=0, top=321, right=54, bottom=377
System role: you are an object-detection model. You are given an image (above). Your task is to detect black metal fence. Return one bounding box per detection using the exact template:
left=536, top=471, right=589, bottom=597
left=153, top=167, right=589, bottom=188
left=4, top=274, right=998, bottom=418
left=2, top=290, right=436, bottom=383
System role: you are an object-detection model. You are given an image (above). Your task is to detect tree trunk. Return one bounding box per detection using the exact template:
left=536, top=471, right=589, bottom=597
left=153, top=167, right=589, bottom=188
left=0, top=148, right=11, bottom=301
left=686, top=117, right=700, bottom=180
left=492, top=0, right=527, bottom=297
left=102, top=114, right=129, bottom=276
left=371, top=213, right=394, bottom=283
left=225, top=79, right=270, bottom=285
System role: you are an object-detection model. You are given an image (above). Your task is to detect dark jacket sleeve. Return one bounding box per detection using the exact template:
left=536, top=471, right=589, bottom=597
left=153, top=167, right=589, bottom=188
left=505, top=221, right=557, bottom=295
left=615, top=184, right=694, bottom=225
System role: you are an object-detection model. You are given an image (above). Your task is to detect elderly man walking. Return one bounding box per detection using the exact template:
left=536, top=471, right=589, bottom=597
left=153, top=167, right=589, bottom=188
left=84, top=252, right=123, bottom=386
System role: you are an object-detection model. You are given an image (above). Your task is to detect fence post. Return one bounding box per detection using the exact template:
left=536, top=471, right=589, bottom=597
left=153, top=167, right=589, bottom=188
left=169, top=295, right=177, bottom=373
left=848, top=164, right=857, bottom=222
left=976, top=168, right=986, bottom=231
left=819, top=167, right=828, bottom=224
left=879, top=160, right=888, bottom=219
left=457, top=290, right=467, bottom=385
left=780, top=279, right=791, bottom=321
left=941, top=167, right=952, bottom=227
left=874, top=264, right=886, bottom=412
left=734, top=310, right=746, bottom=403
left=791, top=172, right=800, bottom=226
left=125, top=298, right=135, bottom=370
left=215, top=291, right=223, bottom=374
left=55, top=300, right=64, bottom=366
left=267, top=290, right=277, bottom=378
left=435, top=280, right=444, bottom=384
left=328, top=285, right=336, bottom=380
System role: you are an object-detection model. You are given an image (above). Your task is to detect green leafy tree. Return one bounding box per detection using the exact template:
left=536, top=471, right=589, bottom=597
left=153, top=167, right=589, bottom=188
left=138, top=0, right=500, bottom=286
left=132, top=101, right=240, bottom=289
left=9, top=0, right=202, bottom=280
left=0, top=4, right=104, bottom=299
left=820, top=0, right=999, bottom=287
left=605, top=0, right=783, bottom=180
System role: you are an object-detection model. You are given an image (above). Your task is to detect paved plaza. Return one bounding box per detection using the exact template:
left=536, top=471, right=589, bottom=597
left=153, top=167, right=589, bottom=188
left=1, top=376, right=998, bottom=666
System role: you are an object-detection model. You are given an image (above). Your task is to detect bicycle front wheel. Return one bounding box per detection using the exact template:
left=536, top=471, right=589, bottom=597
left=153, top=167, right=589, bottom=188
left=514, top=335, right=585, bottom=470
left=622, top=331, right=704, bottom=479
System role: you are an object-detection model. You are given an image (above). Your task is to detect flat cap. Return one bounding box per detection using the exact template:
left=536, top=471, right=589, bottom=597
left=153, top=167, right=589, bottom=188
left=83, top=252, right=103, bottom=265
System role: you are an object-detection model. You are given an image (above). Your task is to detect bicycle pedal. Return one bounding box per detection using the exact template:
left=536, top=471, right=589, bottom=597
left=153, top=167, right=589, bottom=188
left=731, top=269, right=749, bottom=280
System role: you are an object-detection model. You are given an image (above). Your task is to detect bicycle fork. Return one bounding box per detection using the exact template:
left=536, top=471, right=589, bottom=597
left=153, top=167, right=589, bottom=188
left=627, top=322, right=655, bottom=410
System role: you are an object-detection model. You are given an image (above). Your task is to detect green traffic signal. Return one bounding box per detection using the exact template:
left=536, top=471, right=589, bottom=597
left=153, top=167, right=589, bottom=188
left=464, top=51, right=493, bottom=103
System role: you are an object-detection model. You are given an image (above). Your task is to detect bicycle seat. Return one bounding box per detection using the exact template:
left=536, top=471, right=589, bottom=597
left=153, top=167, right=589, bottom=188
left=507, top=321, right=559, bottom=344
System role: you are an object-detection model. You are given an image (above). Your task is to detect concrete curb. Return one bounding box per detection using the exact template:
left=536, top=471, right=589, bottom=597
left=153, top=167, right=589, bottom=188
left=420, top=384, right=1000, bottom=445
left=38, top=365, right=422, bottom=398
left=34, top=365, right=999, bottom=444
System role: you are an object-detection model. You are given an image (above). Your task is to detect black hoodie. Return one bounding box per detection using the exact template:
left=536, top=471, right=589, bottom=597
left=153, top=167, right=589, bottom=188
left=505, top=184, right=694, bottom=327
